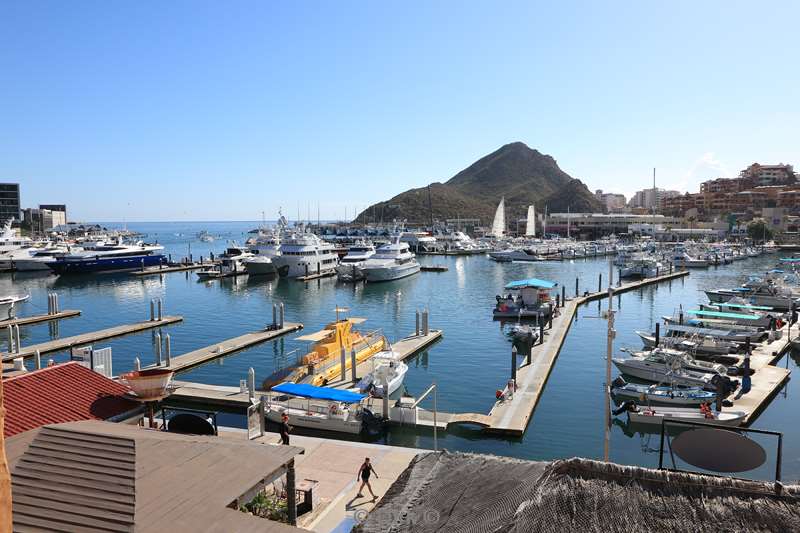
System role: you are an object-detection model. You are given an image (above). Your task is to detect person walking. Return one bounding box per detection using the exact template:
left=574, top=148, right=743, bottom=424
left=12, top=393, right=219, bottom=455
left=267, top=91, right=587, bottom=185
left=280, top=413, right=291, bottom=445
left=356, top=457, right=378, bottom=500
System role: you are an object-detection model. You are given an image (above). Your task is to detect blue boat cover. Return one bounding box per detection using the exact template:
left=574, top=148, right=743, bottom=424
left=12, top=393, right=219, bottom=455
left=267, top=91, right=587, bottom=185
left=504, top=278, right=558, bottom=290
left=687, top=309, right=760, bottom=320
left=271, top=382, right=365, bottom=403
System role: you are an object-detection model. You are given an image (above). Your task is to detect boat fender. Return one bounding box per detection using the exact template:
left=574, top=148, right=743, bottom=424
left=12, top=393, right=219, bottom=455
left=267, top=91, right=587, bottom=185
left=722, top=399, right=734, bottom=408
left=495, top=389, right=504, bottom=400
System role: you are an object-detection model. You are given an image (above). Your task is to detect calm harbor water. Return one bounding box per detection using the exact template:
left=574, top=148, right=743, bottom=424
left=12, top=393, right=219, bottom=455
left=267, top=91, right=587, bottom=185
left=3, top=221, right=798, bottom=481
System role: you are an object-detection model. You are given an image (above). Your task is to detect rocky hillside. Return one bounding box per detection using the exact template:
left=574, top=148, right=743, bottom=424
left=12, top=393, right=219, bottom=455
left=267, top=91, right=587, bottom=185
left=355, top=142, right=602, bottom=225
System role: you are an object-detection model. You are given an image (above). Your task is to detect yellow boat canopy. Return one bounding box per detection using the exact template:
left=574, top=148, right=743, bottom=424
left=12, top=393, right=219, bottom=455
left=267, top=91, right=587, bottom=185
left=295, top=330, right=333, bottom=343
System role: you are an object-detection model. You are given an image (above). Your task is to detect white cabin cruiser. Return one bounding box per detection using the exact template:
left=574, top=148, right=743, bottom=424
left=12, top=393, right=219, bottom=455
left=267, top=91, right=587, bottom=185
left=357, top=236, right=420, bottom=282
left=242, top=255, right=276, bottom=276
left=335, top=240, right=376, bottom=281
left=196, top=246, right=253, bottom=279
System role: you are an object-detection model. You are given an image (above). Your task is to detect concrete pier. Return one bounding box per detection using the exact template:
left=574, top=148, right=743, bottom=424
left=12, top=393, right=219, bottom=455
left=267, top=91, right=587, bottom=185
left=149, top=322, right=303, bottom=373
left=0, top=309, right=81, bottom=328
left=0, top=316, right=183, bottom=362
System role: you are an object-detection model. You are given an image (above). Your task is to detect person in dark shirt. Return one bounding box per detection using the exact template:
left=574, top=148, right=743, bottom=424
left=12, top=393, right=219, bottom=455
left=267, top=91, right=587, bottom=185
left=280, top=413, right=291, bottom=445
left=356, top=457, right=378, bottom=500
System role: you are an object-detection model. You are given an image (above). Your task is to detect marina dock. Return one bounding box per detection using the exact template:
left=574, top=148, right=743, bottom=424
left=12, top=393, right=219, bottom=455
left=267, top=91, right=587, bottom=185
left=151, top=322, right=304, bottom=373
left=0, top=309, right=81, bottom=328
left=0, top=316, right=183, bottom=362
left=295, top=270, right=336, bottom=282
left=485, top=269, right=690, bottom=436
left=131, top=262, right=217, bottom=276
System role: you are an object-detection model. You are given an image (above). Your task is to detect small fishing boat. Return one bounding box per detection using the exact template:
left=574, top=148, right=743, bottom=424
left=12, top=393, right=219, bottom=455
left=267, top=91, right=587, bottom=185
left=265, top=382, right=384, bottom=435
left=610, top=376, right=717, bottom=406
left=614, top=403, right=746, bottom=427
left=493, top=278, right=556, bottom=320
left=352, top=350, right=408, bottom=398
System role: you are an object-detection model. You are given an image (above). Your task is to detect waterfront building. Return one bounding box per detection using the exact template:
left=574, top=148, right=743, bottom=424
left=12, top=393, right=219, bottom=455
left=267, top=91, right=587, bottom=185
left=21, top=207, right=66, bottom=232
left=594, top=189, right=627, bottom=211
left=0, top=183, right=20, bottom=223
left=545, top=212, right=681, bottom=237
left=628, top=188, right=680, bottom=211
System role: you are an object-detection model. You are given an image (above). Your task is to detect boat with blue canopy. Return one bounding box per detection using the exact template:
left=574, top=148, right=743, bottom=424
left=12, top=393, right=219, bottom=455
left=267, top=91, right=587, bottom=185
left=265, top=382, right=383, bottom=435
left=494, top=278, right=557, bottom=320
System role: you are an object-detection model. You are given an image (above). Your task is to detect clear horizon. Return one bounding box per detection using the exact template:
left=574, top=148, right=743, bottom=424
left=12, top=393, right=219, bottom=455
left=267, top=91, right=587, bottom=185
left=3, top=1, right=798, bottom=221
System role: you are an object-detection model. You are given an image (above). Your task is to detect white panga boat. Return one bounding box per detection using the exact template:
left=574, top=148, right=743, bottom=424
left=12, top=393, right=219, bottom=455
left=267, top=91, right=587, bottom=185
left=265, top=382, right=384, bottom=435
left=610, top=376, right=717, bottom=406
left=352, top=350, right=408, bottom=398
left=616, top=403, right=746, bottom=427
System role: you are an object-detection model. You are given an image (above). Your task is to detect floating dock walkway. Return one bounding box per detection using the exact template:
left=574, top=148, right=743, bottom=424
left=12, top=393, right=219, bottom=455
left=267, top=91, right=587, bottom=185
left=482, top=269, right=690, bottom=436
left=0, top=309, right=81, bottom=328
left=149, top=322, right=304, bottom=373
left=1, top=316, right=183, bottom=362
left=131, top=262, right=217, bottom=276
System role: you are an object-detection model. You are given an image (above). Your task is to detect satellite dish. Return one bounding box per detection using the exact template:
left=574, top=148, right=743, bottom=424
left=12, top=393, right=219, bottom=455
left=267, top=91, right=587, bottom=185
left=672, top=428, right=766, bottom=473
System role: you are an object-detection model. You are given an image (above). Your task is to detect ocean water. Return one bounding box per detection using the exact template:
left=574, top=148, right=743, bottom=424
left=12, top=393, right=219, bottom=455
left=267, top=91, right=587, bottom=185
left=3, top=221, right=797, bottom=481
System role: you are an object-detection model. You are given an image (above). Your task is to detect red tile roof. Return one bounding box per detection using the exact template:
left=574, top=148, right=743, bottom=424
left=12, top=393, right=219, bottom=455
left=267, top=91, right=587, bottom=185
left=2, top=362, right=139, bottom=437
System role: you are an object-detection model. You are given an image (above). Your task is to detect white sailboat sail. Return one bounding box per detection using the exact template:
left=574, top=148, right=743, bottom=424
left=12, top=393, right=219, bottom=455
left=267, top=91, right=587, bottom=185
left=490, top=197, right=506, bottom=237
left=525, top=205, right=535, bottom=236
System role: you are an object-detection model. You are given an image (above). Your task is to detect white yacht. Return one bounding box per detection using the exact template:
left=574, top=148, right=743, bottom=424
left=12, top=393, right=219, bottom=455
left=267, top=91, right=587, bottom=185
left=0, top=221, right=36, bottom=271
left=400, top=231, right=437, bottom=253
left=196, top=246, right=253, bottom=279
left=357, top=236, right=420, bottom=282
left=242, top=255, right=276, bottom=276
left=271, top=225, right=338, bottom=278
left=335, top=240, right=376, bottom=281
left=10, top=245, right=71, bottom=271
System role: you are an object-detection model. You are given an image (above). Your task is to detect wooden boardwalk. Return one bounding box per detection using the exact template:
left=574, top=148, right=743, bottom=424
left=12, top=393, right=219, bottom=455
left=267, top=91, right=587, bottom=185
left=0, top=309, right=81, bottom=328
left=1, top=316, right=183, bottom=362
left=151, top=322, right=304, bottom=373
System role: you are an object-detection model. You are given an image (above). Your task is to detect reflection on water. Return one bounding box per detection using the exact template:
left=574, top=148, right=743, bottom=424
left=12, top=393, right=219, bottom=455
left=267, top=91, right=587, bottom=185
left=1, top=221, right=798, bottom=481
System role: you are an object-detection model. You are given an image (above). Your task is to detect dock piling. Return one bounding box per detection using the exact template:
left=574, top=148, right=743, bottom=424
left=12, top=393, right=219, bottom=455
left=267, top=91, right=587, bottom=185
left=598, top=273, right=602, bottom=292
left=279, top=303, right=285, bottom=329
left=382, top=375, right=389, bottom=421
left=157, top=299, right=163, bottom=321
left=155, top=332, right=162, bottom=366
left=415, top=310, right=420, bottom=336
left=7, top=325, right=13, bottom=353
left=248, top=367, right=255, bottom=402
left=511, top=347, right=517, bottom=382
left=575, top=278, right=579, bottom=298
left=34, top=350, right=41, bottom=370
left=540, top=323, right=544, bottom=345
left=654, top=323, right=660, bottom=347
left=350, top=348, right=357, bottom=384
left=561, top=286, right=565, bottom=306
left=150, top=300, right=155, bottom=321
left=422, top=310, right=429, bottom=336
left=272, top=304, right=277, bottom=328
left=54, top=293, right=59, bottom=313
left=47, top=294, right=52, bottom=315
left=165, top=333, right=171, bottom=366
left=134, top=357, right=141, bottom=371
left=14, top=324, right=21, bottom=353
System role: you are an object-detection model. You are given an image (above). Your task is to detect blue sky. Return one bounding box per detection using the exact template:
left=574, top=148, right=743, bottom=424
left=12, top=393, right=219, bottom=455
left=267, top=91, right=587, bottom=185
left=2, top=1, right=798, bottom=221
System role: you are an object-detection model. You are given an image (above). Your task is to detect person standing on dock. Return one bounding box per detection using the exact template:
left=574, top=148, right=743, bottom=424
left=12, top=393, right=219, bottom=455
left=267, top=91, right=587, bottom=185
left=280, top=413, right=291, bottom=445
left=356, top=457, right=378, bottom=500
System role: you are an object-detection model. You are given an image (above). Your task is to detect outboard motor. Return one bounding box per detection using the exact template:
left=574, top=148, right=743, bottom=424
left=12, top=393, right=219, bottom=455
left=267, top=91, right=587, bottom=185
left=612, top=400, right=637, bottom=416
left=360, top=407, right=385, bottom=435
left=611, top=376, right=627, bottom=388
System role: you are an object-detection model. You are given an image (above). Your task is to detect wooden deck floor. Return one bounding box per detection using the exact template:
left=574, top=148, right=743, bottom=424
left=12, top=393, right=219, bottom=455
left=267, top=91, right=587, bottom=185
left=1, top=316, right=183, bottom=362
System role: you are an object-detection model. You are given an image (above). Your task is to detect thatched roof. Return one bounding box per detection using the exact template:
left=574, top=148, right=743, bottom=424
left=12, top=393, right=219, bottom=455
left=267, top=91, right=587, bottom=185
left=354, top=452, right=800, bottom=533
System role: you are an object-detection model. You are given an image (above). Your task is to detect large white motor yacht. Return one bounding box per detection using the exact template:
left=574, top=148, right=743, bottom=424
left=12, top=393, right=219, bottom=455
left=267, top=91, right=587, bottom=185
left=357, top=236, right=420, bottom=282
left=335, top=240, right=376, bottom=281
left=271, top=225, right=338, bottom=278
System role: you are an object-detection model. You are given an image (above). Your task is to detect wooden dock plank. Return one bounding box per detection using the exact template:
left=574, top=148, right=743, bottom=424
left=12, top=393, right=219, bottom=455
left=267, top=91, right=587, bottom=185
left=153, top=323, right=304, bottom=373
left=1, top=316, right=183, bottom=362
left=0, top=310, right=81, bottom=328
